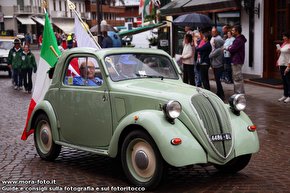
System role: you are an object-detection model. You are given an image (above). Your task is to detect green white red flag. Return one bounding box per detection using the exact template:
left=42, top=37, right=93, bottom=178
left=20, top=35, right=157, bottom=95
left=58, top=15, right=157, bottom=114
left=21, top=12, right=61, bottom=140
left=139, top=0, right=145, bottom=15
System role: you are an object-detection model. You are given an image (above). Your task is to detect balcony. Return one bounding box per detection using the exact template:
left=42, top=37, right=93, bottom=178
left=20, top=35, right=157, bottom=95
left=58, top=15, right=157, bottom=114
left=81, top=12, right=91, bottom=20
left=89, top=19, right=125, bottom=28
left=50, top=11, right=69, bottom=18
left=13, top=5, right=43, bottom=14
left=101, top=5, right=125, bottom=14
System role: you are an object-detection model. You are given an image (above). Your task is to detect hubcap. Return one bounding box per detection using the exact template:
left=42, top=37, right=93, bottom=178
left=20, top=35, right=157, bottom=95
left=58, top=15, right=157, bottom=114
left=39, top=123, right=52, bottom=153
left=129, top=140, right=156, bottom=180
left=41, top=129, right=49, bottom=145
left=135, top=150, right=149, bottom=170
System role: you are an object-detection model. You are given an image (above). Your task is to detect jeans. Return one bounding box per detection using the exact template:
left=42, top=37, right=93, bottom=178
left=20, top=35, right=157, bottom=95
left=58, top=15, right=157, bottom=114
left=13, top=68, right=22, bottom=87
left=224, top=57, right=233, bottom=82
left=200, top=64, right=210, bottom=90
left=183, top=64, right=195, bottom=86
left=22, top=68, right=33, bottom=91
left=213, top=66, right=225, bottom=100
left=280, top=66, right=290, bottom=97
left=194, top=64, right=202, bottom=87
left=232, top=64, right=245, bottom=94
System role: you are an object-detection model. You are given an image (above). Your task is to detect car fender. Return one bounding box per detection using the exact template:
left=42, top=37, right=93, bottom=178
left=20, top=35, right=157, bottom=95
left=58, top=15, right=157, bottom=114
left=230, top=111, right=260, bottom=156
left=27, top=100, right=60, bottom=141
left=108, top=110, right=207, bottom=167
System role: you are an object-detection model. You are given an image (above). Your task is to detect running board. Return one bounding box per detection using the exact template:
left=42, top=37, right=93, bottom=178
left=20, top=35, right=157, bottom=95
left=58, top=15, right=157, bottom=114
left=55, top=141, right=109, bottom=156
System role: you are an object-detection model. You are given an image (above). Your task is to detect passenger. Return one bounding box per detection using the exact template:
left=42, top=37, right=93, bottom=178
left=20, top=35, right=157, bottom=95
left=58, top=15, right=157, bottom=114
left=110, top=55, right=138, bottom=80
left=117, top=55, right=138, bottom=78
left=73, top=61, right=103, bottom=86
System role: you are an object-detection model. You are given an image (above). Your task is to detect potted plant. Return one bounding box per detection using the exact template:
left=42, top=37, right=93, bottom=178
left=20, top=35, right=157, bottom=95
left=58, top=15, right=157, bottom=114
left=148, top=36, right=158, bottom=48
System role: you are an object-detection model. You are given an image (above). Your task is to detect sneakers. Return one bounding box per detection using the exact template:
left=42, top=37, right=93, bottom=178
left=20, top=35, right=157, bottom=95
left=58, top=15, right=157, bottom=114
left=278, top=96, right=287, bottom=102
left=14, top=86, right=18, bottom=90
left=278, top=96, right=290, bottom=103
left=284, top=97, right=290, bottom=103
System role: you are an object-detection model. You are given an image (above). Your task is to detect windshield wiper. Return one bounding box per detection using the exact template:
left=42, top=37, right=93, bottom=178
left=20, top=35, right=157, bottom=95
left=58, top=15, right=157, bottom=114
left=135, top=73, right=164, bottom=80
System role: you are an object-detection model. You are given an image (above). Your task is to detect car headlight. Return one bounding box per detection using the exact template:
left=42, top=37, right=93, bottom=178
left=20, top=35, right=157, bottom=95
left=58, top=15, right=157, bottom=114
left=163, top=100, right=182, bottom=123
left=229, top=94, right=246, bottom=115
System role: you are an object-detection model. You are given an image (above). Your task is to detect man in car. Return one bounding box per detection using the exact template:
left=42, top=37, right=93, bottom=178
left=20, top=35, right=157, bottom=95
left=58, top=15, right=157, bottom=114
left=73, top=60, right=103, bottom=86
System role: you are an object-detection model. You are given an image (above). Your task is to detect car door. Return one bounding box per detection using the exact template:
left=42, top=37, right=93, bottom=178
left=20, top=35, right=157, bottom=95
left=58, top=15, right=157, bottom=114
left=55, top=55, right=112, bottom=148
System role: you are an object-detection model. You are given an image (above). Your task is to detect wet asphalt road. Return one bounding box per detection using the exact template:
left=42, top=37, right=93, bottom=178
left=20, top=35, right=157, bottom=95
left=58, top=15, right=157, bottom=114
left=0, top=52, right=290, bottom=192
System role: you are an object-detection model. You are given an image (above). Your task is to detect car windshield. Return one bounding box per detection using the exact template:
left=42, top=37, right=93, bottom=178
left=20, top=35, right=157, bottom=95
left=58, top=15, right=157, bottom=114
left=104, top=54, right=179, bottom=81
left=0, top=41, right=13, bottom=50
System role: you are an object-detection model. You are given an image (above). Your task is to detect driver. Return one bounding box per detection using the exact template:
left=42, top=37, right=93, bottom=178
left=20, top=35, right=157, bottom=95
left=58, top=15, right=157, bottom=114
left=73, top=60, right=103, bottom=86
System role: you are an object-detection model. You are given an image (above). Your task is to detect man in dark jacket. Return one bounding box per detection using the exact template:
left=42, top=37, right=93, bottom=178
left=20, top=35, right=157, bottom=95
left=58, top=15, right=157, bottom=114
left=8, top=38, right=23, bottom=90
left=101, top=31, right=113, bottom=48
left=227, top=25, right=247, bottom=94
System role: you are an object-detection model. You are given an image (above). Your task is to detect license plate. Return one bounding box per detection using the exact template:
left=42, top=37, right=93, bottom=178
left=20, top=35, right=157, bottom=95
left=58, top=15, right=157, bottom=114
left=210, top=133, right=232, bottom=141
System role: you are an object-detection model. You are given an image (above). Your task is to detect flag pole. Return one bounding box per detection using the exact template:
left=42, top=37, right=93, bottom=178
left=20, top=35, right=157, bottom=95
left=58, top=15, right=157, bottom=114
left=50, top=46, right=60, bottom=58
left=42, top=0, right=47, bottom=14
left=66, top=0, right=101, bottom=49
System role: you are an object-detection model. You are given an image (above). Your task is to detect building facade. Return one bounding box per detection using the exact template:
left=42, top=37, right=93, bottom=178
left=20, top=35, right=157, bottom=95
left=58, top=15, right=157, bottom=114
left=85, top=0, right=125, bottom=28
left=0, top=0, right=127, bottom=37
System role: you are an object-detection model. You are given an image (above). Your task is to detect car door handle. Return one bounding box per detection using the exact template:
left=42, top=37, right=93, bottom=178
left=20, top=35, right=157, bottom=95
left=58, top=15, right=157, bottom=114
left=102, top=90, right=108, bottom=101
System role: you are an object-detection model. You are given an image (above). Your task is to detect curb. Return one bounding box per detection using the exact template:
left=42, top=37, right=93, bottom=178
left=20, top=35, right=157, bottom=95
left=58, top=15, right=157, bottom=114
left=244, top=79, right=283, bottom=89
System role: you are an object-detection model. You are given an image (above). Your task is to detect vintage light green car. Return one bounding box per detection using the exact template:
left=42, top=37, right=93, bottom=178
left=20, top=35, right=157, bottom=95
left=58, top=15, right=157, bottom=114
left=27, top=47, right=259, bottom=189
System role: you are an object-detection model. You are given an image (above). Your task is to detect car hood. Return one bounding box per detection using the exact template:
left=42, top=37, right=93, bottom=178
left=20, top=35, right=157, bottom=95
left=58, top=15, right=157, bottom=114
left=113, top=79, right=201, bottom=101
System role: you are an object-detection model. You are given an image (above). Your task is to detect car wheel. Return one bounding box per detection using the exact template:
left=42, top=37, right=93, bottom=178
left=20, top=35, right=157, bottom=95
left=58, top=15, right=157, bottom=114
left=121, top=130, right=165, bottom=190
left=34, top=114, right=61, bottom=161
left=214, top=154, right=252, bottom=173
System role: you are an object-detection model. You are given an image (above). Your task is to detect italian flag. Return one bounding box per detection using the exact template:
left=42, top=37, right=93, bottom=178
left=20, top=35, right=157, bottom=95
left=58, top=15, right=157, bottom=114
left=139, top=0, right=145, bottom=15
left=21, top=13, right=61, bottom=140
left=143, top=0, right=153, bottom=17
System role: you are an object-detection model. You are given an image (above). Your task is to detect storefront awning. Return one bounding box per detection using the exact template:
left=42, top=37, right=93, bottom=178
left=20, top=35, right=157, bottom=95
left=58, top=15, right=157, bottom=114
left=32, top=17, right=45, bottom=26
left=160, top=0, right=240, bottom=16
left=118, top=22, right=166, bottom=37
left=53, top=20, right=74, bottom=34
left=16, top=17, right=36, bottom=25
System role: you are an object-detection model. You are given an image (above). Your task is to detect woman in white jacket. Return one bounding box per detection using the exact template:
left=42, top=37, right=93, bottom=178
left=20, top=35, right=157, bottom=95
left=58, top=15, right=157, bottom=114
left=181, top=34, right=195, bottom=85
left=277, top=32, right=290, bottom=103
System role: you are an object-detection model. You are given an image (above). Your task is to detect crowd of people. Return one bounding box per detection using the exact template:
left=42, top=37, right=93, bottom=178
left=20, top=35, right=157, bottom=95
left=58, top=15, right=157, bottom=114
left=180, top=24, right=247, bottom=100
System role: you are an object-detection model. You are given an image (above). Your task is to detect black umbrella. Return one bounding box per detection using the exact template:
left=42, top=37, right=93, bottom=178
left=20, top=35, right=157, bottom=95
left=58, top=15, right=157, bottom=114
left=173, top=13, right=213, bottom=29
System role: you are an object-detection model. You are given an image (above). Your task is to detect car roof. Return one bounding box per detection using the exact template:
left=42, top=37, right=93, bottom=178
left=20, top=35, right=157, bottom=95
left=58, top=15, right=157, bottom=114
left=62, top=47, right=171, bottom=59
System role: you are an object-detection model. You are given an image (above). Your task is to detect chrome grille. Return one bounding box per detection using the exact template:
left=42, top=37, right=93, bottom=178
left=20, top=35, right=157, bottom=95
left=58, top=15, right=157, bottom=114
left=191, top=93, right=232, bottom=158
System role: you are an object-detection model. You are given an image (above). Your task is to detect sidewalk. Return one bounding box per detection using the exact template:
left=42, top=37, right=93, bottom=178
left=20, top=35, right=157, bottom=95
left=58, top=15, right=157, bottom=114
left=208, top=68, right=282, bottom=91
